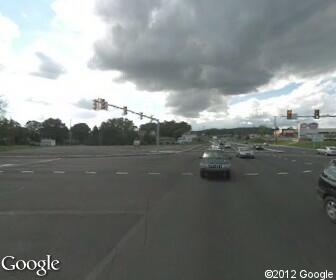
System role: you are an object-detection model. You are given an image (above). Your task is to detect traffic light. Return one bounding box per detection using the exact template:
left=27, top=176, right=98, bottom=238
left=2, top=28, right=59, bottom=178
left=314, top=109, right=320, bottom=119
left=101, top=99, right=108, bottom=110
left=139, top=112, right=143, bottom=120
left=93, top=99, right=99, bottom=110
left=123, top=106, right=128, bottom=115
left=287, top=110, right=293, bottom=120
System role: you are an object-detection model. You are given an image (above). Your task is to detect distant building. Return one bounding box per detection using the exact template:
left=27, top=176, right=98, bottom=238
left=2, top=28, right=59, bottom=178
left=177, top=132, right=198, bottom=144
left=40, top=138, right=56, bottom=146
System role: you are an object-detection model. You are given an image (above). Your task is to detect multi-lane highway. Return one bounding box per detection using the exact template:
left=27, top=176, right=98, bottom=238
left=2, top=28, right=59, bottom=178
left=0, top=144, right=335, bottom=280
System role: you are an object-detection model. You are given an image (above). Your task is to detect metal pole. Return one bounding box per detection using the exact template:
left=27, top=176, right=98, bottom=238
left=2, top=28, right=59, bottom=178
left=274, top=116, right=278, bottom=144
left=69, top=119, right=72, bottom=145
left=156, top=121, right=160, bottom=149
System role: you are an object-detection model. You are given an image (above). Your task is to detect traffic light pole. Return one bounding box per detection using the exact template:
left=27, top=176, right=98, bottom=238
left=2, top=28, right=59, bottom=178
left=93, top=98, right=160, bottom=149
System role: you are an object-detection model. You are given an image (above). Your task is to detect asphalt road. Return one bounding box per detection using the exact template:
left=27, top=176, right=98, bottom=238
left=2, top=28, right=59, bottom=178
left=0, top=145, right=335, bottom=280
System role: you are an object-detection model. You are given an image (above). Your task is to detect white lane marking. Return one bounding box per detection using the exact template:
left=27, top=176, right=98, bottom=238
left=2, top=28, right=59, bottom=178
left=85, top=171, right=97, bottom=174
left=34, top=158, right=62, bottom=164
left=148, top=172, right=160, bottom=175
left=304, top=162, right=313, bottom=165
left=116, top=171, right=128, bottom=175
left=0, top=164, right=16, bottom=167
left=53, top=170, right=65, bottom=174
left=0, top=210, right=142, bottom=216
left=291, top=160, right=297, bottom=162
left=245, top=173, right=259, bottom=176
left=181, top=172, right=193, bottom=176
left=277, top=172, right=288, bottom=175
left=21, top=170, right=34, bottom=173
left=303, top=170, right=312, bottom=173
left=0, top=170, right=4, bottom=173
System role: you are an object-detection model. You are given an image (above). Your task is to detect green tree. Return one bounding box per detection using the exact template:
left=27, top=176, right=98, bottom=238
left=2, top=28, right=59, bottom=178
left=0, top=118, right=28, bottom=145
left=100, top=118, right=137, bottom=145
left=40, top=118, right=68, bottom=145
left=25, top=120, right=43, bottom=143
left=71, top=123, right=90, bottom=144
left=88, top=126, right=100, bottom=145
left=0, top=97, right=6, bottom=118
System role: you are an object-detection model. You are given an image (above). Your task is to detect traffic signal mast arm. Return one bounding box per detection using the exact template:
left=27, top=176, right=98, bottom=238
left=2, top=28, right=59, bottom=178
left=106, top=103, right=159, bottom=122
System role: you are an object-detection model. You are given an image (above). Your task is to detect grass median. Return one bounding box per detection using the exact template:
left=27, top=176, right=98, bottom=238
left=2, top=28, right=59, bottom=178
left=275, top=140, right=336, bottom=149
left=0, top=145, right=37, bottom=152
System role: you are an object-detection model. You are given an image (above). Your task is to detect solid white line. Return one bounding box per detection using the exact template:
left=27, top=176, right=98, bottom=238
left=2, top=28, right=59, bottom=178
left=21, top=170, right=33, bottom=173
left=148, top=172, right=160, bottom=175
left=245, top=173, right=259, bottom=176
left=85, top=171, right=97, bottom=174
left=277, top=172, right=288, bottom=175
left=0, top=210, right=143, bottom=216
left=53, top=171, right=65, bottom=174
left=303, top=170, right=312, bottom=173
left=181, top=172, right=193, bottom=176
left=116, top=171, right=128, bottom=175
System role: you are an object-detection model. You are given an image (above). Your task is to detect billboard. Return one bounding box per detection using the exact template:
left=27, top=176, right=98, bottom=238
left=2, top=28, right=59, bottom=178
left=298, top=122, right=318, bottom=139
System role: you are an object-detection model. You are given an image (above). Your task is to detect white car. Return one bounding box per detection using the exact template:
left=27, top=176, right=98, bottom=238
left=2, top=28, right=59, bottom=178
left=237, top=147, right=255, bottom=159
left=317, top=146, right=336, bottom=156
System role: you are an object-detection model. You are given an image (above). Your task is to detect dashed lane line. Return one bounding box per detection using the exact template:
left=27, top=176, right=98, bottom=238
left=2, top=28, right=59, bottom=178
left=0, top=164, right=16, bottom=167
left=21, top=170, right=34, bottom=174
left=304, top=162, right=313, bottom=165
left=116, top=171, right=128, bottom=175
left=277, top=172, right=289, bottom=175
left=292, top=160, right=297, bottom=162
left=148, top=172, right=160, bottom=175
left=303, top=170, right=312, bottom=173
left=245, top=173, right=259, bottom=176
left=85, top=171, right=97, bottom=174
left=53, top=170, right=65, bottom=174
left=181, top=172, right=193, bottom=176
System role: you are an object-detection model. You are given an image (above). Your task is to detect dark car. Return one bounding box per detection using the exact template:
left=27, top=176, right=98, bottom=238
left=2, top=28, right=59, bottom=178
left=255, top=145, right=264, bottom=150
left=317, top=159, right=336, bottom=223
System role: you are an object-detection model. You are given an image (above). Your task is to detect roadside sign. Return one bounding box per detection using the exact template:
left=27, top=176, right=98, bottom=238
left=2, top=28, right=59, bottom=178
left=312, top=134, right=324, bottom=142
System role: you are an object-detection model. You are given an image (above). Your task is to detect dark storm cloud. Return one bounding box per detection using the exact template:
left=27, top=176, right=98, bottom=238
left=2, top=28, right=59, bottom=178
left=90, top=0, right=336, bottom=117
left=31, top=52, right=65, bottom=79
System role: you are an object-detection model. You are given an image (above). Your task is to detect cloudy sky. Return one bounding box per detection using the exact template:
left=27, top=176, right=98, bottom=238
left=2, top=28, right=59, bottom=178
left=1, top=0, right=336, bottom=130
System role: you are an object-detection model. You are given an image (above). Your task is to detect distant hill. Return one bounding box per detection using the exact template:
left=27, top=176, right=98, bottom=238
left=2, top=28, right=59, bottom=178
left=192, top=126, right=273, bottom=136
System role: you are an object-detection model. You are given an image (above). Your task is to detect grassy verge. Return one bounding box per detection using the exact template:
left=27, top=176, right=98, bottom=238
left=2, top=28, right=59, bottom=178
left=275, top=140, right=336, bottom=149
left=0, top=145, right=36, bottom=152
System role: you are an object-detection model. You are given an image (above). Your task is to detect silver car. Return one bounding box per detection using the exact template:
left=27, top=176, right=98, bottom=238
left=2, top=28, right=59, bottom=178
left=199, top=150, right=232, bottom=178
left=237, top=147, right=255, bottom=159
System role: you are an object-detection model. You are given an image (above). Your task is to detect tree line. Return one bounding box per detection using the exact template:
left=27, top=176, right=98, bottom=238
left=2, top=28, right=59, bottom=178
left=0, top=117, right=191, bottom=146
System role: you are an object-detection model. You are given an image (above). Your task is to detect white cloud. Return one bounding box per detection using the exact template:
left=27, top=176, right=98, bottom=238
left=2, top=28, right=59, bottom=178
left=0, top=13, right=20, bottom=68
left=191, top=73, right=336, bottom=129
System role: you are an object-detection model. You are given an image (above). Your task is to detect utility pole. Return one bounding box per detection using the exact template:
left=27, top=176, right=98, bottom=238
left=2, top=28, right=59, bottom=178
left=273, top=116, right=278, bottom=144
left=69, top=119, right=72, bottom=145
